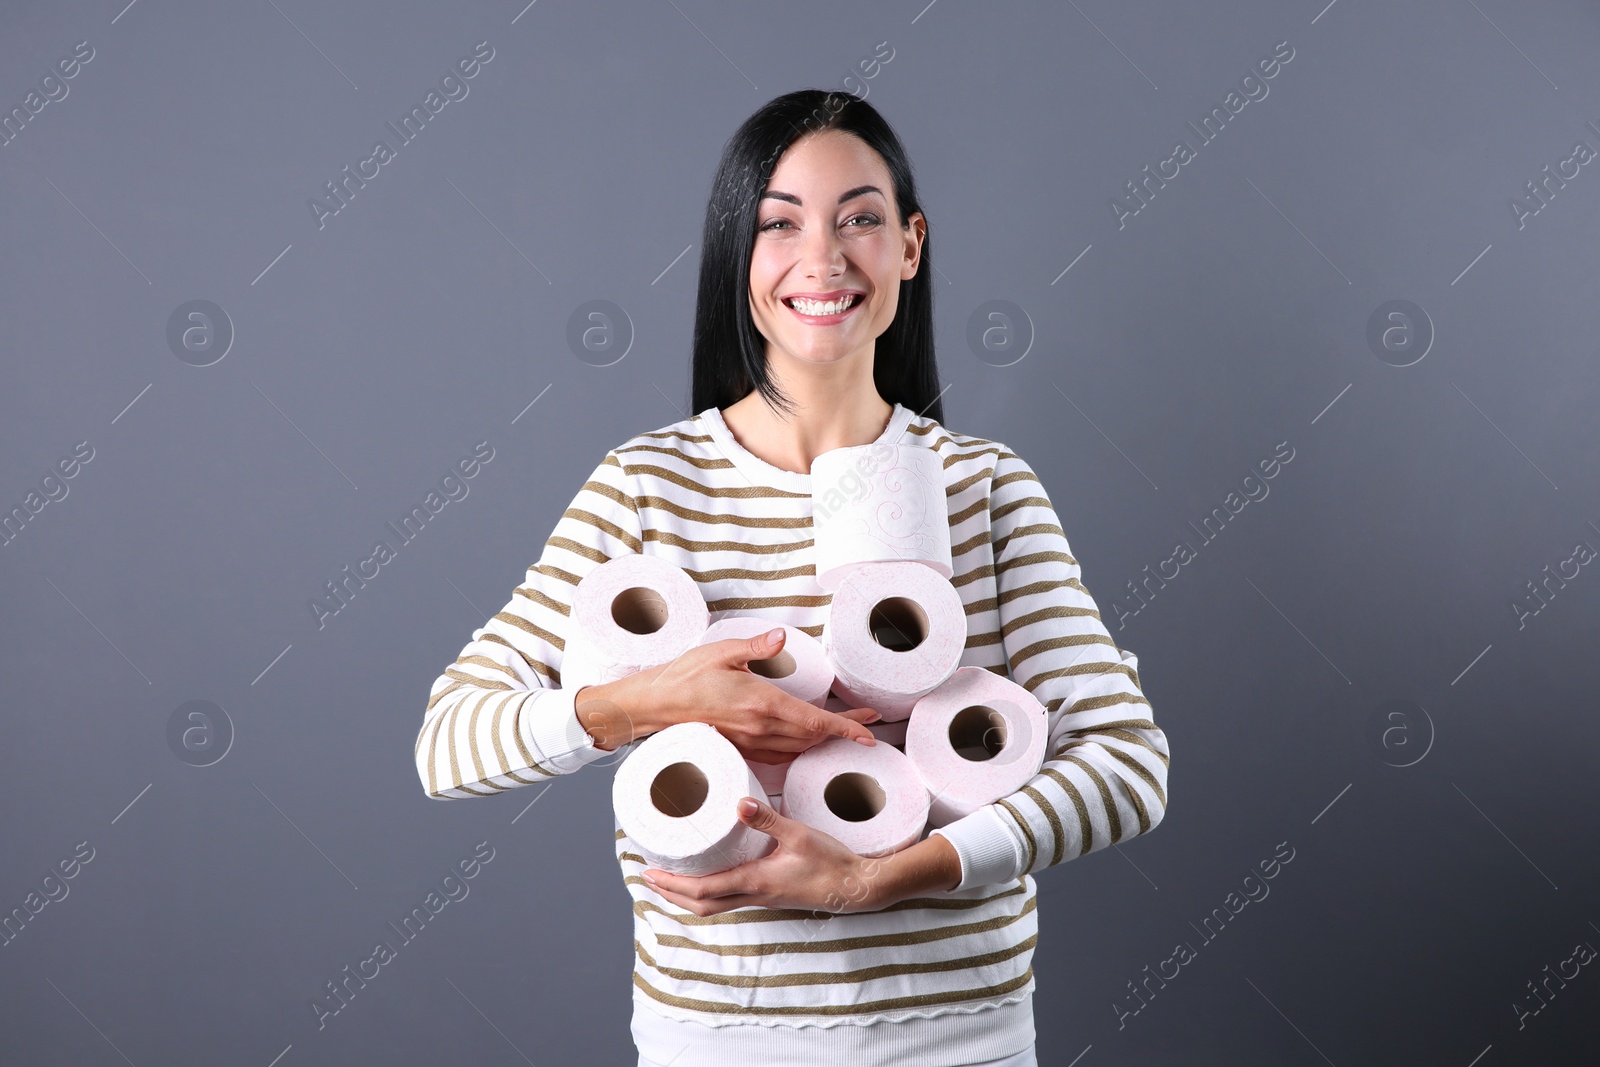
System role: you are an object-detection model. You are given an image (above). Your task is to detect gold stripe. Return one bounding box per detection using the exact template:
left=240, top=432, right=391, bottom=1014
left=948, top=496, right=988, bottom=527
left=993, top=522, right=1069, bottom=557
left=488, top=692, right=541, bottom=787
left=1100, top=726, right=1171, bottom=769
left=951, top=530, right=990, bottom=558
left=639, top=495, right=816, bottom=529
left=425, top=677, right=468, bottom=714
left=708, top=594, right=834, bottom=614
left=629, top=883, right=1028, bottom=926
left=999, top=603, right=1101, bottom=641
left=951, top=563, right=994, bottom=589
left=631, top=968, right=1034, bottom=1017
left=650, top=898, right=1038, bottom=956
left=947, top=468, right=988, bottom=496
left=1060, top=752, right=1121, bottom=844
left=1007, top=632, right=1114, bottom=674
left=633, top=934, right=1036, bottom=988
left=995, top=798, right=1037, bottom=872
left=644, top=529, right=815, bottom=556
left=479, top=632, right=557, bottom=683
left=689, top=561, right=816, bottom=585
left=626, top=462, right=809, bottom=500
left=1098, top=745, right=1161, bottom=825
left=998, top=547, right=1080, bottom=571
left=464, top=690, right=501, bottom=792
left=570, top=486, right=641, bottom=535
left=1038, top=767, right=1092, bottom=861
left=510, top=582, right=569, bottom=616
left=613, top=443, right=733, bottom=469
left=997, top=577, right=1093, bottom=610
left=1023, top=664, right=1139, bottom=697
left=631, top=428, right=714, bottom=444
left=991, top=468, right=1041, bottom=493
left=491, top=609, right=567, bottom=654
left=1019, top=784, right=1065, bottom=868
left=559, top=510, right=642, bottom=554
left=619, top=851, right=647, bottom=865
left=615, top=829, right=628, bottom=840
left=444, top=667, right=511, bottom=693
left=453, top=653, right=522, bottom=684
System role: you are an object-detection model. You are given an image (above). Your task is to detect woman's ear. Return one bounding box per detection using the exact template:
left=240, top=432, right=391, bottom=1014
left=902, top=212, right=926, bottom=280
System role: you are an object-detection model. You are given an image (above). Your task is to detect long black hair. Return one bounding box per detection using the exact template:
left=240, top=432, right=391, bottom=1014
left=689, top=88, right=943, bottom=424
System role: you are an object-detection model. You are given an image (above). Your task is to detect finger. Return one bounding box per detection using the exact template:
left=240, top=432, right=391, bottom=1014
left=721, top=627, right=787, bottom=669
left=644, top=863, right=761, bottom=902
left=736, top=796, right=807, bottom=843
left=649, top=884, right=767, bottom=916
left=833, top=705, right=882, bottom=725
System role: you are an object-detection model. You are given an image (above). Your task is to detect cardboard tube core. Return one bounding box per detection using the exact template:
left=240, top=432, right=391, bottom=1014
left=750, top=648, right=797, bottom=679
left=824, top=772, right=886, bottom=822
left=868, top=596, right=929, bottom=652
left=612, top=587, right=670, bottom=635
left=949, top=704, right=1009, bottom=762
left=651, top=762, right=708, bottom=817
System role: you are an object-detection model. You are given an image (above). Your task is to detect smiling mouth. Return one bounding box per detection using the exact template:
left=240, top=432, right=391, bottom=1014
left=784, top=294, right=864, bottom=318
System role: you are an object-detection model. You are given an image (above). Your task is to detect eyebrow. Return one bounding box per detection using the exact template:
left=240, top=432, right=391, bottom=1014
left=760, top=184, right=884, bottom=207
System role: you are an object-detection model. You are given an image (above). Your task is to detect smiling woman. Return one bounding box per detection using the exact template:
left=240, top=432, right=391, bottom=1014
left=416, top=88, right=1170, bottom=1067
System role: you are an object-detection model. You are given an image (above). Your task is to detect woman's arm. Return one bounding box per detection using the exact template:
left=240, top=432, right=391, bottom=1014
left=930, top=447, right=1171, bottom=888
left=414, top=449, right=643, bottom=800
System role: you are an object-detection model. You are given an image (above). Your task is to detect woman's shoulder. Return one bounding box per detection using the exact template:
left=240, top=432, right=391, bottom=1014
left=903, top=410, right=1023, bottom=468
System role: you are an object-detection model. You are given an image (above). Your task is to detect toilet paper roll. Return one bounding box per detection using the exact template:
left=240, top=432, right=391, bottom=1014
left=698, top=616, right=833, bottom=708
left=560, top=554, right=709, bottom=692
left=905, top=666, right=1050, bottom=828
left=825, top=693, right=907, bottom=748
left=809, top=441, right=952, bottom=592
left=822, top=561, right=966, bottom=722
left=613, top=722, right=775, bottom=876
left=780, top=737, right=930, bottom=857
left=747, top=758, right=790, bottom=798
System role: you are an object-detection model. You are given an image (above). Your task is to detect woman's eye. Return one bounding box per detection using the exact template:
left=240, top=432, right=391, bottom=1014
left=845, top=213, right=881, bottom=228
left=759, top=219, right=792, bottom=232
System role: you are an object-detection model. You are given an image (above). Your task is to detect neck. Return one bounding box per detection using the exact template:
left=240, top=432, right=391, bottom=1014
left=720, top=348, right=895, bottom=475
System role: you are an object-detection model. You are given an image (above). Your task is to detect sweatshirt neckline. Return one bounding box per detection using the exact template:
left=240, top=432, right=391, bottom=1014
left=697, top=402, right=916, bottom=493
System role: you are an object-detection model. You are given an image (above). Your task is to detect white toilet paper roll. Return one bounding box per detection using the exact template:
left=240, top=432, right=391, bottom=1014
left=822, top=561, right=966, bottom=722
left=781, top=737, right=930, bottom=857
left=905, top=666, right=1049, bottom=828
left=560, top=554, right=709, bottom=692
left=613, top=722, right=775, bottom=876
left=809, top=441, right=952, bottom=592
left=698, top=616, right=833, bottom=708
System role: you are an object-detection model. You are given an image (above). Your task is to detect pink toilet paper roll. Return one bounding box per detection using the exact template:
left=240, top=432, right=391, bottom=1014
left=561, top=554, right=709, bottom=692
left=698, top=616, right=833, bottom=708
left=746, top=758, right=790, bottom=797
left=613, top=722, right=775, bottom=876
left=905, top=666, right=1049, bottom=828
left=822, top=561, right=966, bottom=722
left=809, top=441, right=953, bottom=592
left=780, top=737, right=930, bottom=857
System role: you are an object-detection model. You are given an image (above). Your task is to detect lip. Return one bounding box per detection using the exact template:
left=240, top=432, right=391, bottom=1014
left=782, top=290, right=866, bottom=324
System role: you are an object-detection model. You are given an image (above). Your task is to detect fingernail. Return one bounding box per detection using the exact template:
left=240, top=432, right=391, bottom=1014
left=738, top=797, right=760, bottom=817
left=642, top=872, right=659, bottom=887
left=766, top=627, right=784, bottom=645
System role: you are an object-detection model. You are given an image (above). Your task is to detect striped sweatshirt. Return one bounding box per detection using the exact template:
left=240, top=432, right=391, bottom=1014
left=415, top=401, right=1170, bottom=1066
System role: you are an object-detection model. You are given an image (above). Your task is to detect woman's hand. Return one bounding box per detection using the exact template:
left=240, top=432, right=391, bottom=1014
left=642, top=797, right=965, bottom=916
left=575, top=627, right=879, bottom=760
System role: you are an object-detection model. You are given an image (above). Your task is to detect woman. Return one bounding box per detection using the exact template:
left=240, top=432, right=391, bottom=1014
left=415, top=89, right=1170, bottom=1067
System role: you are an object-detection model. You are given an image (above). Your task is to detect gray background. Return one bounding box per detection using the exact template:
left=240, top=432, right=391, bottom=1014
left=2, top=0, right=1597, bottom=1063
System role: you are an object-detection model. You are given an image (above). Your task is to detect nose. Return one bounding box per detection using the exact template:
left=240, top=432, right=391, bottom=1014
left=799, top=218, right=845, bottom=283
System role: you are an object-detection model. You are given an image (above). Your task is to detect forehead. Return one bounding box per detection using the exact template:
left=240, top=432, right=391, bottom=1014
left=764, top=130, right=891, bottom=197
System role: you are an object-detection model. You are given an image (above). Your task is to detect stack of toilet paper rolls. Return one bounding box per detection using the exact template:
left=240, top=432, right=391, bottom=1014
left=599, top=439, right=1048, bottom=876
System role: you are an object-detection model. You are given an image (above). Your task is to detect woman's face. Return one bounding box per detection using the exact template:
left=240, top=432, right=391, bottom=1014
left=748, top=129, right=925, bottom=374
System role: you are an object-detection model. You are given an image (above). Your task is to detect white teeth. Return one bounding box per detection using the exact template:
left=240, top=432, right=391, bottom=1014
left=788, top=295, right=856, bottom=316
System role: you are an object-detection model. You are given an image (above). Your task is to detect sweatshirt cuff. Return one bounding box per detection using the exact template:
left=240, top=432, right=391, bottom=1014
left=930, top=806, right=1027, bottom=890
left=517, top=687, right=607, bottom=775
